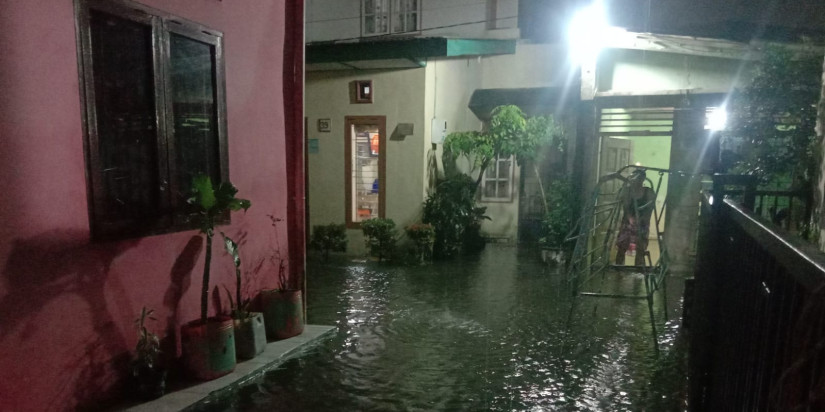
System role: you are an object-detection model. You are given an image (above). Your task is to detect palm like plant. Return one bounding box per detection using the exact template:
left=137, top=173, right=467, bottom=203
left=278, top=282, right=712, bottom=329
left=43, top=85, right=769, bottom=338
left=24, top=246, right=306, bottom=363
left=188, top=175, right=251, bottom=324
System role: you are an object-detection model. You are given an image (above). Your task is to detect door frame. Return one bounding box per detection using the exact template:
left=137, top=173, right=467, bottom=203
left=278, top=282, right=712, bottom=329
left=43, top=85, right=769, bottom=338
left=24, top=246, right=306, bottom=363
left=344, top=115, right=387, bottom=229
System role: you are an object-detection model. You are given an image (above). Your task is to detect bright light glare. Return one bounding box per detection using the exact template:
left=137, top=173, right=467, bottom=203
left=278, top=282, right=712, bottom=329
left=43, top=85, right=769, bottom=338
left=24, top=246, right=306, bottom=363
left=568, top=0, right=609, bottom=65
left=706, top=107, right=728, bottom=131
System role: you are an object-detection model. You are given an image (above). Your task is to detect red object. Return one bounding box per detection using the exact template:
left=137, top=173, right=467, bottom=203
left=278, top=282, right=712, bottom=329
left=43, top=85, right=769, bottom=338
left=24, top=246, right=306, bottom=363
left=370, top=133, right=380, bottom=155
left=284, top=0, right=307, bottom=330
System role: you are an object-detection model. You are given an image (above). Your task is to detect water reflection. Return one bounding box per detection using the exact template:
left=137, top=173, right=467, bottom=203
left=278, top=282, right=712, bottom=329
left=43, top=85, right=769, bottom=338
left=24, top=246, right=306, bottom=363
left=197, top=245, right=687, bottom=411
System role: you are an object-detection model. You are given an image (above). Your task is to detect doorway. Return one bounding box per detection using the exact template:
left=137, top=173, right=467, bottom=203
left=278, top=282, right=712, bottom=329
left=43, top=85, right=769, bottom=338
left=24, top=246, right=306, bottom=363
left=597, top=107, right=674, bottom=266
left=344, top=116, right=386, bottom=228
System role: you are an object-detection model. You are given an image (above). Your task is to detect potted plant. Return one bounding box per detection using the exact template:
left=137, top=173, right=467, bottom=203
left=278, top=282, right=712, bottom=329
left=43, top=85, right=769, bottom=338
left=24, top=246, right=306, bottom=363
left=180, top=175, right=250, bottom=380
left=221, top=233, right=266, bottom=360
left=361, top=217, right=397, bottom=262
left=405, top=223, right=435, bottom=264
left=309, top=223, right=348, bottom=260
left=257, top=215, right=304, bottom=340
left=131, top=307, right=166, bottom=400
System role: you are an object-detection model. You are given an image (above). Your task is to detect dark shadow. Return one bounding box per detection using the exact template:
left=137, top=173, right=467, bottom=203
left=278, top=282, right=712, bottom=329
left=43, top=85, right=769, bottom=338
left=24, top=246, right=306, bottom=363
left=0, top=229, right=139, bottom=409
left=389, top=123, right=414, bottom=141
left=426, top=144, right=439, bottom=192
left=162, top=235, right=201, bottom=363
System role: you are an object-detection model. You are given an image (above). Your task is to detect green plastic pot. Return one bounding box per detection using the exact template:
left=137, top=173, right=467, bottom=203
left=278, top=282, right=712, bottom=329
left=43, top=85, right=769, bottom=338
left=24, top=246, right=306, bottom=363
left=180, top=316, right=236, bottom=381
left=258, top=289, right=304, bottom=340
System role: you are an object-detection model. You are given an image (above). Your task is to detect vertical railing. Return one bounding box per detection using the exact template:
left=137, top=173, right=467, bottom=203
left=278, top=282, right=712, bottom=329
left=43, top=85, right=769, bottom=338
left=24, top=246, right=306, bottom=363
left=689, top=175, right=825, bottom=411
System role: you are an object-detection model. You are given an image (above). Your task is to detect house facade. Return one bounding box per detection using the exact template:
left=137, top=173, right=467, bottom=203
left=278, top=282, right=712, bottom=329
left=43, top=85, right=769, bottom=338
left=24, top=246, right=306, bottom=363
left=0, top=0, right=304, bottom=409
left=304, top=0, right=766, bottom=266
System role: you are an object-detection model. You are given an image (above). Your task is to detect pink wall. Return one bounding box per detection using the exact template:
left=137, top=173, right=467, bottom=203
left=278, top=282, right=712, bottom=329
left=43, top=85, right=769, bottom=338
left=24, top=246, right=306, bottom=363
left=0, top=0, right=297, bottom=410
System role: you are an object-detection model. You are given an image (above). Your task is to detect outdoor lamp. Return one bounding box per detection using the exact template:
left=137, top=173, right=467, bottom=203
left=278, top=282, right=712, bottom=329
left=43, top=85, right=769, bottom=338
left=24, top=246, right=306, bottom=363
left=706, top=107, right=728, bottom=131
left=567, top=0, right=610, bottom=66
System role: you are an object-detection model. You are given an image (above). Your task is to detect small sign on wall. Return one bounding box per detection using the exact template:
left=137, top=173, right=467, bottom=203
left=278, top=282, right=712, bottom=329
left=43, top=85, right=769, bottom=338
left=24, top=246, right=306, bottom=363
left=308, top=138, right=319, bottom=154
left=317, top=118, right=330, bottom=132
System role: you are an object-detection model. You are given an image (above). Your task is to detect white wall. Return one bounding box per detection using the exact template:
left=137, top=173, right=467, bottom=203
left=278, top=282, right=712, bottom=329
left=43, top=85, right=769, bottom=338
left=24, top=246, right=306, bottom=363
left=306, top=69, right=428, bottom=255
left=598, top=49, right=750, bottom=94
left=481, top=43, right=571, bottom=89
left=306, top=0, right=361, bottom=43
left=306, top=0, right=519, bottom=43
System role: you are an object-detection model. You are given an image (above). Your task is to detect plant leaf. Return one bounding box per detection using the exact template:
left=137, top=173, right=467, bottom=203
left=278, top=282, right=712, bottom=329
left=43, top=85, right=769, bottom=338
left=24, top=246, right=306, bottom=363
left=190, top=175, right=217, bottom=211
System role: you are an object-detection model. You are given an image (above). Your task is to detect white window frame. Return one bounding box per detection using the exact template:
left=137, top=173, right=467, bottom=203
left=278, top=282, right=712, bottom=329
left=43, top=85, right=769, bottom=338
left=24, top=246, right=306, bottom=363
left=362, top=0, right=419, bottom=36
left=481, top=155, right=515, bottom=202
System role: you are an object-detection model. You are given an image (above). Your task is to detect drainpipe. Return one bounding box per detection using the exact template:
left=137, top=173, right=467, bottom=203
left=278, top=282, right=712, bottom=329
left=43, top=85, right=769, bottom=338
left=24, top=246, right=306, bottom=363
left=284, top=0, right=306, bottom=319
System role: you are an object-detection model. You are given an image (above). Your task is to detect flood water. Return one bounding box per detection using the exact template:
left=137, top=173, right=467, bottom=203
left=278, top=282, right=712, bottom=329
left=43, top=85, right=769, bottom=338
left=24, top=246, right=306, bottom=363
left=196, top=245, right=687, bottom=411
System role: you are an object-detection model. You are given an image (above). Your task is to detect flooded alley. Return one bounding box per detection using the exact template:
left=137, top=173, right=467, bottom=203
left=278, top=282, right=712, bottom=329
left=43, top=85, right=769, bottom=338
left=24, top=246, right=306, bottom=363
left=198, top=245, right=687, bottom=411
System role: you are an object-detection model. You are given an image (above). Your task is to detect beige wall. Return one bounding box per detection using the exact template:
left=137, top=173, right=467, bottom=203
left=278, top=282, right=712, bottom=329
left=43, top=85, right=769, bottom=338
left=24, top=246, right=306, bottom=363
left=425, top=53, right=532, bottom=241
left=306, top=69, right=427, bottom=255
left=481, top=43, right=570, bottom=89
left=422, top=42, right=577, bottom=240
left=599, top=49, right=749, bottom=94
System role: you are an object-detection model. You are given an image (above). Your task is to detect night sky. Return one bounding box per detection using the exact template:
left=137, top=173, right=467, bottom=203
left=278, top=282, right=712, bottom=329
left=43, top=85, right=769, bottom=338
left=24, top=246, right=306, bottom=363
left=519, top=0, right=825, bottom=42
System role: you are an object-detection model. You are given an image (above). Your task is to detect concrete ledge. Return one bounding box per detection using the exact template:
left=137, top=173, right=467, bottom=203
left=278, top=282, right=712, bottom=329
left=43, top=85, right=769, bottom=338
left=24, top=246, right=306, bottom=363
left=123, top=324, right=336, bottom=412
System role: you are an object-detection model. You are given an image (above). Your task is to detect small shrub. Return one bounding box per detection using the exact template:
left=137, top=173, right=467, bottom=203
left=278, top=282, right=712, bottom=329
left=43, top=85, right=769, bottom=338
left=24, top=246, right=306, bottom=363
left=361, top=218, right=397, bottom=262
left=423, top=174, right=489, bottom=259
left=405, top=223, right=435, bottom=264
left=309, top=223, right=347, bottom=260
left=540, top=178, right=575, bottom=248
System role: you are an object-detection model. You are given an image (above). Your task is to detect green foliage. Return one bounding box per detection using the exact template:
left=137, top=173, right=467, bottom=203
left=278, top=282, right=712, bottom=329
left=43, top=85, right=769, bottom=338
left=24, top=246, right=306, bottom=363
left=723, top=47, right=822, bottom=189
left=442, top=105, right=564, bottom=190
left=405, top=223, right=435, bottom=264
left=189, top=175, right=252, bottom=236
left=423, top=174, right=489, bottom=259
left=133, top=307, right=161, bottom=371
left=188, top=175, right=251, bottom=324
left=361, top=218, right=397, bottom=261
left=539, top=179, right=576, bottom=248
left=443, top=131, right=490, bottom=173
left=309, top=223, right=348, bottom=260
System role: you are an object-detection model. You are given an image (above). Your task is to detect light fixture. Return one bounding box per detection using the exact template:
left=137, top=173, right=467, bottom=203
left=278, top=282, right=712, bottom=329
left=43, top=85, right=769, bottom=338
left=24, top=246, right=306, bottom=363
left=567, top=0, right=610, bottom=66
left=706, top=107, right=728, bottom=131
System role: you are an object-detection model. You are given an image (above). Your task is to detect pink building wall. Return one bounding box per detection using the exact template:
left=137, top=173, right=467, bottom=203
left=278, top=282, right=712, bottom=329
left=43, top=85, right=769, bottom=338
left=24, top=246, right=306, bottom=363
left=0, top=0, right=301, bottom=410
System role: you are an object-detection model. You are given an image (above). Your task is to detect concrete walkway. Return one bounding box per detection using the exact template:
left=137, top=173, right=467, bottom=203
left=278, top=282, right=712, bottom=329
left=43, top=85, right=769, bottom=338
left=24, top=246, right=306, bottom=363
left=123, top=324, right=336, bottom=412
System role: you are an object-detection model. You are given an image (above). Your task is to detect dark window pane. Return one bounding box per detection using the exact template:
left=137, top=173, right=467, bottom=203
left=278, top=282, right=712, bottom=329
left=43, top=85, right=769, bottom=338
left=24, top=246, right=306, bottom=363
left=484, top=181, right=496, bottom=198
left=170, top=33, right=220, bottom=197
left=499, top=159, right=511, bottom=178
left=90, top=10, right=161, bottom=223
left=407, top=12, right=417, bottom=31
left=497, top=180, right=509, bottom=198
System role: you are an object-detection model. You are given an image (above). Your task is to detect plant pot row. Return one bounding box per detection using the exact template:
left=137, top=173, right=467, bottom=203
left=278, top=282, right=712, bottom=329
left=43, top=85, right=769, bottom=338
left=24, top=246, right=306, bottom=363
left=132, top=177, right=306, bottom=401
left=180, top=289, right=304, bottom=381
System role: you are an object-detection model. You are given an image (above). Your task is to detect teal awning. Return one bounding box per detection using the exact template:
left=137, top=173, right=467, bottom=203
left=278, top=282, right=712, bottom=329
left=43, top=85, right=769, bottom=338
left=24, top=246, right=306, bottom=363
left=306, top=38, right=517, bottom=71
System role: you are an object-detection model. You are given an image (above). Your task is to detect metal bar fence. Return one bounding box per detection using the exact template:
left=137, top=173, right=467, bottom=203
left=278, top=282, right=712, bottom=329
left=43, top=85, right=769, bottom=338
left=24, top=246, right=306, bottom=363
left=689, top=175, right=825, bottom=411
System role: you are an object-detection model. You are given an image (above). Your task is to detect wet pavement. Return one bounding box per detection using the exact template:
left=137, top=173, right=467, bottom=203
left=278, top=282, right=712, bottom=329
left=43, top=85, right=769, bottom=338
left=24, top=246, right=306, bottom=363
left=195, top=244, right=688, bottom=411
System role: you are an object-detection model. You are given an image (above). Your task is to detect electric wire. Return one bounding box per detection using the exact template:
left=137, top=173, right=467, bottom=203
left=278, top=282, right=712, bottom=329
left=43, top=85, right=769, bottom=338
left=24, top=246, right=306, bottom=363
left=307, top=0, right=501, bottom=24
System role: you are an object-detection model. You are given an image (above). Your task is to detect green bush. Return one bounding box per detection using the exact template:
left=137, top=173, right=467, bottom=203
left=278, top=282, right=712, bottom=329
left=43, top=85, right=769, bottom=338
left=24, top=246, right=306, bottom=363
left=405, top=223, right=435, bottom=264
left=539, top=178, right=575, bottom=248
left=423, top=174, right=488, bottom=259
left=309, top=223, right=347, bottom=260
left=361, top=218, right=397, bottom=261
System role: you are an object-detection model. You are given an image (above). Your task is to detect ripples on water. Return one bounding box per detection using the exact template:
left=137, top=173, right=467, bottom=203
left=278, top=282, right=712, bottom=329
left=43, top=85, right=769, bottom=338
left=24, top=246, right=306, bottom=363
left=196, top=245, right=687, bottom=411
